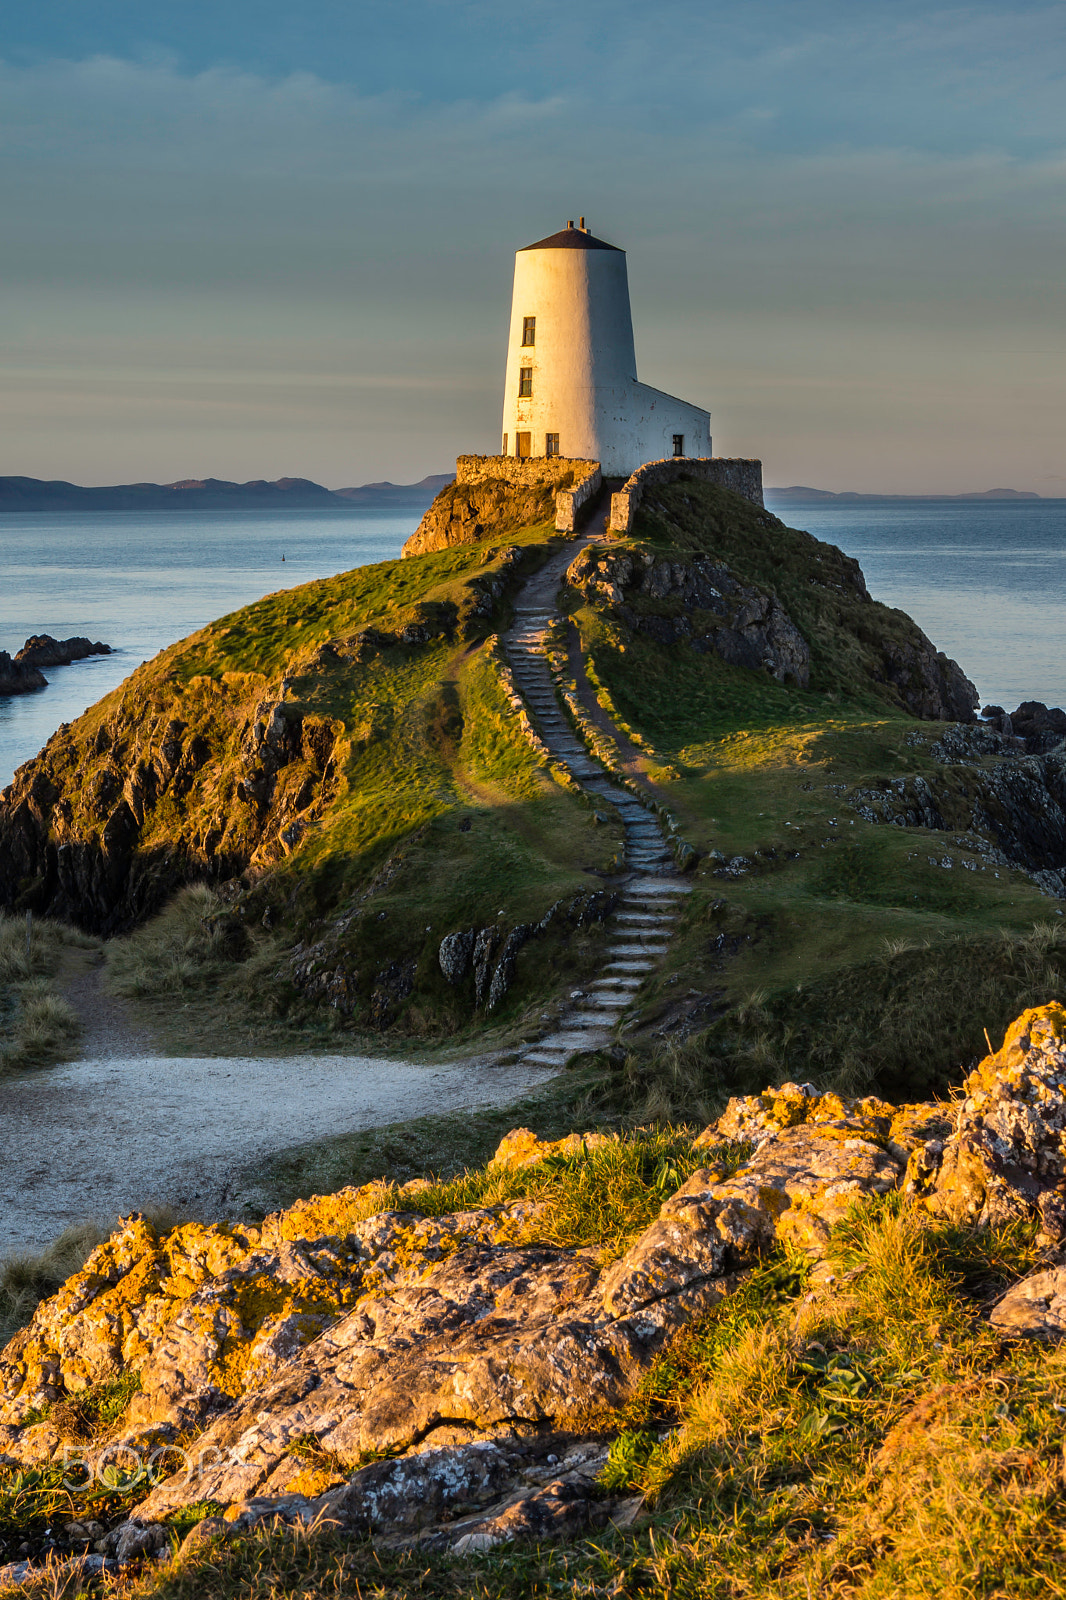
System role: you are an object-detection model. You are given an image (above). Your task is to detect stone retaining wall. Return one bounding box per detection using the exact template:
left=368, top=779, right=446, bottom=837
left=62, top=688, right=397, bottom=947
left=609, top=457, right=764, bottom=533
left=553, top=465, right=603, bottom=533
left=455, top=455, right=597, bottom=488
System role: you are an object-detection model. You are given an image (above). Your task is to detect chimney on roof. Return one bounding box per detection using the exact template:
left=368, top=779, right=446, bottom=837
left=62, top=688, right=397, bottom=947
left=579, top=216, right=586, bottom=230
left=567, top=219, right=574, bottom=228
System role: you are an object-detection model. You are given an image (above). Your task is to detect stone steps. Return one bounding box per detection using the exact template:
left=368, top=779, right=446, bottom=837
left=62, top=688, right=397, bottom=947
left=498, top=537, right=694, bottom=1068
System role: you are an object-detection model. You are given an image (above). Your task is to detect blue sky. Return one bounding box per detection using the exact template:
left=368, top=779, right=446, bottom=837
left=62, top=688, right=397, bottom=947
left=1, top=0, right=1063, bottom=490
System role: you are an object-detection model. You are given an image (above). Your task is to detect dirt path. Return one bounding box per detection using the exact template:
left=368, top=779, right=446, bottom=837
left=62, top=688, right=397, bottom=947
left=57, top=947, right=157, bottom=1058
left=0, top=1053, right=554, bottom=1256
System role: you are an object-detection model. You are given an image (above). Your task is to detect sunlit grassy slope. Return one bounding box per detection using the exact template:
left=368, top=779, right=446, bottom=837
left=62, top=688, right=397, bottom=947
left=43, top=476, right=1057, bottom=1076
left=79, top=522, right=623, bottom=1048
left=567, top=482, right=1063, bottom=1103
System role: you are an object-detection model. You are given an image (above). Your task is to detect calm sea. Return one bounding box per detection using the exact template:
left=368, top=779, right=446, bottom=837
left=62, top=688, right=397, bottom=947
left=0, top=509, right=413, bottom=788
left=1, top=499, right=1064, bottom=788
left=766, top=497, right=1066, bottom=717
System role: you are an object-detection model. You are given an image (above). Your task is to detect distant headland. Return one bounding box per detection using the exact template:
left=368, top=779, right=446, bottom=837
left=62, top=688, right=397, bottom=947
left=0, top=473, right=454, bottom=513
left=767, top=485, right=1046, bottom=504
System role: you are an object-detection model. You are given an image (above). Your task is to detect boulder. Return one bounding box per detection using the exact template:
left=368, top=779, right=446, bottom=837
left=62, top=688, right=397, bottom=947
left=989, top=1267, right=1066, bottom=1340
left=907, top=1004, right=1066, bottom=1236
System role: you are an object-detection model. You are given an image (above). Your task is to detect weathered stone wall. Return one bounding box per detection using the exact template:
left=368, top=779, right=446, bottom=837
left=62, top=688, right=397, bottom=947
left=404, top=457, right=602, bottom=557
left=455, top=455, right=596, bottom=489
left=609, top=456, right=764, bottom=532
left=553, top=465, right=602, bottom=533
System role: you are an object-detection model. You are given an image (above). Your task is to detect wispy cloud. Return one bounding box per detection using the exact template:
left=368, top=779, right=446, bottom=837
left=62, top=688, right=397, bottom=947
left=0, top=1, right=1063, bottom=488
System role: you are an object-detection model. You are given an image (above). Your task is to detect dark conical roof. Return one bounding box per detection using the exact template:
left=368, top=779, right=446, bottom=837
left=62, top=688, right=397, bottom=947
left=520, top=224, right=621, bottom=252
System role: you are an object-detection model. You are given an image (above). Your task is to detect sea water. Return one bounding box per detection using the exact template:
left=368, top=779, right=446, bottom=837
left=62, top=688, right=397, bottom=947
left=766, top=497, right=1066, bottom=716
left=0, top=509, right=413, bottom=788
left=1, top=499, right=1064, bottom=788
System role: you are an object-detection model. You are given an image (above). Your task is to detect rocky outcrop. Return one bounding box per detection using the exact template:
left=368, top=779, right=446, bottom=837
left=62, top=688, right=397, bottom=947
left=0, top=684, right=345, bottom=932
left=14, top=635, right=111, bottom=670
left=434, top=891, right=616, bottom=1012
left=990, top=1267, right=1066, bottom=1339
left=0, top=636, right=111, bottom=697
left=403, top=458, right=589, bottom=557
left=849, top=734, right=1066, bottom=897
left=0, top=546, right=531, bottom=933
left=0, top=654, right=46, bottom=696
left=904, top=1002, right=1066, bottom=1240
left=875, top=634, right=978, bottom=723
left=981, top=701, right=1066, bottom=753
left=3, top=1006, right=1066, bottom=1559
left=566, top=545, right=811, bottom=686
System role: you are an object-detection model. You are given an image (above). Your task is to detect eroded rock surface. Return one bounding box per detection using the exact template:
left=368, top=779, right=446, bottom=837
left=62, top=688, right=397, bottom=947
left=990, top=1267, right=1066, bottom=1340
left=906, top=1003, right=1066, bottom=1237
left=566, top=545, right=811, bottom=687
left=5, top=1007, right=1066, bottom=1556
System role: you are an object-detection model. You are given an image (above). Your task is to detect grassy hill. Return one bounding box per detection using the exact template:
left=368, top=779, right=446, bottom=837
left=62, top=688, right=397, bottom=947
left=1, top=479, right=1063, bottom=1091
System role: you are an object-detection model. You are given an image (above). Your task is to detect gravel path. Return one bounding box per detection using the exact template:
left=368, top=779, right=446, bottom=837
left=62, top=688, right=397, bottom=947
left=0, top=1054, right=554, bottom=1256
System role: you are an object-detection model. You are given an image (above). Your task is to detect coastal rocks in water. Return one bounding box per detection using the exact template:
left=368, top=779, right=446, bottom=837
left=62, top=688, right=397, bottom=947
left=983, top=701, right=1066, bottom=754
left=0, top=654, right=46, bottom=697
left=14, top=635, right=112, bottom=671
left=565, top=546, right=811, bottom=687
left=0, top=636, right=112, bottom=697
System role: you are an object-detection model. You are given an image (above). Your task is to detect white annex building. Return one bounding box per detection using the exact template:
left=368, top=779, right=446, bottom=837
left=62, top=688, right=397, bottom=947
left=501, top=219, right=712, bottom=477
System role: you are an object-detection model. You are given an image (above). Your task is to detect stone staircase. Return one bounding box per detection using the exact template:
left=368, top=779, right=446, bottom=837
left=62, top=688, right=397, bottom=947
left=502, top=537, right=691, bottom=1070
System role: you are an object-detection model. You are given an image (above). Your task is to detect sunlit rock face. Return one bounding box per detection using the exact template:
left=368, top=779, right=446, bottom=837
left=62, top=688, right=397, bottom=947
left=4, top=1005, right=1066, bottom=1556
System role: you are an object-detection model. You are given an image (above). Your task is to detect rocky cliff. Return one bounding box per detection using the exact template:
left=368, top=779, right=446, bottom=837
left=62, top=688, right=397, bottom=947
left=2, top=1004, right=1065, bottom=1580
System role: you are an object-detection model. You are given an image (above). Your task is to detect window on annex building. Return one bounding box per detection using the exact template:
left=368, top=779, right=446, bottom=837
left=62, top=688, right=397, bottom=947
left=519, top=367, right=533, bottom=397
left=672, top=434, right=684, bottom=457
left=545, top=433, right=560, bottom=458
left=522, top=316, right=536, bottom=346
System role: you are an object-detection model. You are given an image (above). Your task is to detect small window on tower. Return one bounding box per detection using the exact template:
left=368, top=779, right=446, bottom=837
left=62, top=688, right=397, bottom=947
left=522, top=316, right=536, bottom=346
left=502, top=434, right=508, bottom=456
left=672, top=434, right=685, bottom=457
left=519, top=368, right=533, bottom=398
left=545, top=433, right=560, bottom=458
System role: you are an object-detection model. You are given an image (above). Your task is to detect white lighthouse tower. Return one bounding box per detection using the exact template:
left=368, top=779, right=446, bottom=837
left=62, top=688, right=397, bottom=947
left=501, top=219, right=712, bottom=476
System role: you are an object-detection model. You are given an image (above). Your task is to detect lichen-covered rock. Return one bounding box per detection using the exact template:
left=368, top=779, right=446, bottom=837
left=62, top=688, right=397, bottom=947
left=914, top=1004, right=1066, bottom=1234
left=0, top=1189, right=535, bottom=1435
left=8, top=1017, right=1064, bottom=1553
left=489, top=1127, right=618, bottom=1170
left=989, top=1267, right=1066, bottom=1340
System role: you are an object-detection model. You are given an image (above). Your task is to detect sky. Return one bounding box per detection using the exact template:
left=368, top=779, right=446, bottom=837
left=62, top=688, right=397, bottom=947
left=1, top=0, right=1064, bottom=493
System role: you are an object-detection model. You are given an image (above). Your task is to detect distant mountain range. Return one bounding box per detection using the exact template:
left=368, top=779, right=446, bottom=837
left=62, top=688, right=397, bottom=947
left=0, top=473, right=455, bottom=513
left=766, top=485, right=1044, bottom=504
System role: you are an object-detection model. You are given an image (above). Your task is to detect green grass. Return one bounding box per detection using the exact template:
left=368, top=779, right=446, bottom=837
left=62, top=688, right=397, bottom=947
left=621, top=920, right=1066, bottom=1111
left=555, top=481, right=1063, bottom=1105
left=65, top=522, right=627, bottom=1051
left=0, top=912, right=90, bottom=1072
